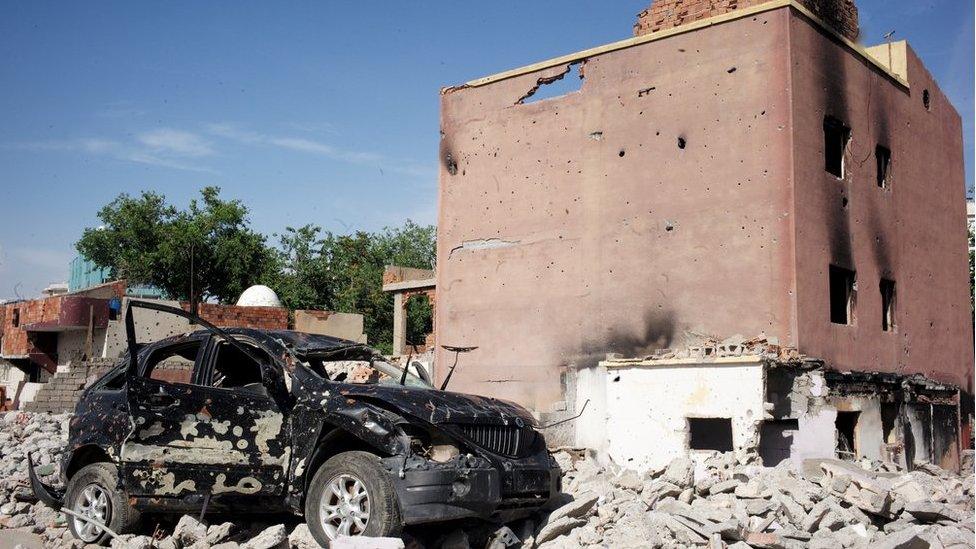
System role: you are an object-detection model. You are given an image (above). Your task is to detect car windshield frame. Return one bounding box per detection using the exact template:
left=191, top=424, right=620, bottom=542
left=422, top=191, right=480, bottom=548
left=296, top=345, right=432, bottom=389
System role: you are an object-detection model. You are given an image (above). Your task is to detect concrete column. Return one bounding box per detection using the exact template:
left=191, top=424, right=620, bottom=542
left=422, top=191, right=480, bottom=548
left=392, top=292, right=406, bottom=356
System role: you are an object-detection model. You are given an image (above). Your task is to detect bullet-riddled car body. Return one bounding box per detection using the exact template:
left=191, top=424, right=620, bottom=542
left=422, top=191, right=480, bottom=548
left=29, top=301, right=559, bottom=546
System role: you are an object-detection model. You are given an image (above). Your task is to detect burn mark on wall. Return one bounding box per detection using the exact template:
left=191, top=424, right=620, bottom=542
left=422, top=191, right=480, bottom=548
left=578, top=310, right=676, bottom=365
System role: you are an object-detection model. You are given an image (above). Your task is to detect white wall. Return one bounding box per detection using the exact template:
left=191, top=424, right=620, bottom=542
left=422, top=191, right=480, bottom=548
left=601, top=357, right=766, bottom=473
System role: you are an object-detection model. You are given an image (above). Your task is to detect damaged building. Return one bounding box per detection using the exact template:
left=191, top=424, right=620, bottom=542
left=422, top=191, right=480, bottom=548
left=435, top=0, right=973, bottom=470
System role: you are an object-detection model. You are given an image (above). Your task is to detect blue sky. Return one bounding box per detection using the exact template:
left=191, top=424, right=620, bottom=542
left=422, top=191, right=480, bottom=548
left=0, top=1, right=972, bottom=300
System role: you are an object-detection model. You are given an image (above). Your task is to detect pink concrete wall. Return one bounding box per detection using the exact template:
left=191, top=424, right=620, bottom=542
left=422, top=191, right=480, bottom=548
left=438, top=11, right=797, bottom=410
left=787, top=12, right=974, bottom=392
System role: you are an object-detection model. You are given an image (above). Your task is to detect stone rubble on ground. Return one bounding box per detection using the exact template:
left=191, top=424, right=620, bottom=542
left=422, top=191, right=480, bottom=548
left=1, top=412, right=973, bottom=548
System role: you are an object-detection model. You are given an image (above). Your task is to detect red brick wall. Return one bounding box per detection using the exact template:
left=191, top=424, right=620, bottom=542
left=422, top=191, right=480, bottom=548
left=634, top=0, right=858, bottom=41
left=184, top=303, right=289, bottom=330
left=1, top=298, right=63, bottom=357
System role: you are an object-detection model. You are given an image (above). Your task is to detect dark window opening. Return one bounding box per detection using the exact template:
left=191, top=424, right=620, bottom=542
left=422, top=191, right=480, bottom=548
left=210, top=340, right=268, bottom=392
left=876, top=145, right=891, bottom=188
left=829, top=265, right=856, bottom=325
left=922, top=89, right=930, bottom=111
left=688, top=417, right=733, bottom=452
left=880, top=278, right=896, bottom=331
left=759, top=419, right=799, bottom=466
left=11, top=308, right=19, bottom=327
left=143, top=341, right=202, bottom=385
left=835, top=411, right=860, bottom=460
left=824, top=117, right=850, bottom=178
left=881, top=402, right=899, bottom=444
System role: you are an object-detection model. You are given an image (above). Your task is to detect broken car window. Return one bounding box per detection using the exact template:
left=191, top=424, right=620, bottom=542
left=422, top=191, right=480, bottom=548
left=210, top=340, right=267, bottom=391
left=142, top=341, right=201, bottom=384
left=299, top=347, right=431, bottom=389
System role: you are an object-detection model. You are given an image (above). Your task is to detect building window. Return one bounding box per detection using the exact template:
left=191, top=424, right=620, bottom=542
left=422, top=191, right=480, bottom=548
left=824, top=117, right=850, bottom=179
left=11, top=308, right=19, bottom=328
left=876, top=145, right=891, bottom=188
left=688, top=417, right=733, bottom=452
left=829, top=265, right=856, bottom=325
left=880, top=279, right=896, bottom=331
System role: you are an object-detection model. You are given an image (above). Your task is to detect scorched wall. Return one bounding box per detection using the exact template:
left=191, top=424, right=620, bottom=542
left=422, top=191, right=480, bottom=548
left=438, top=10, right=797, bottom=411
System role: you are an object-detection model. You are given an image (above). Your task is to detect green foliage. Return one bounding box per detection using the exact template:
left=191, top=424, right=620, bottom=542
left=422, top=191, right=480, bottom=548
left=79, top=188, right=436, bottom=352
left=77, top=187, right=276, bottom=304
left=272, top=221, right=436, bottom=353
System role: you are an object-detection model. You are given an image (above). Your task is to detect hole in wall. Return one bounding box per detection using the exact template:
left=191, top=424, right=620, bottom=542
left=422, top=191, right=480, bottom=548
left=677, top=137, right=687, bottom=149
left=824, top=116, right=850, bottom=179
left=688, top=417, right=733, bottom=452
left=518, top=61, right=584, bottom=105
left=835, top=411, right=860, bottom=460
left=880, top=278, right=896, bottom=331
left=759, top=419, right=799, bottom=466
left=876, top=145, right=891, bottom=188
left=922, top=89, right=930, bottom=111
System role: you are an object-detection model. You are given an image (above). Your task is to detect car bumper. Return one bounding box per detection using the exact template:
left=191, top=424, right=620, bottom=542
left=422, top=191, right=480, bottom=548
left=390, top=461, right=560, bottom=525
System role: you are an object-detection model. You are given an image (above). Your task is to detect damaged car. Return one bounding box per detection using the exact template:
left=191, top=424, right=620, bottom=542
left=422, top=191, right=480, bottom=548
left=29, top=301, right=559, bottom=546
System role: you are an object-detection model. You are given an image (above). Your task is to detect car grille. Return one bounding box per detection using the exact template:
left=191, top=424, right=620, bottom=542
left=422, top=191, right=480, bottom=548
left=454, top=423, right=535, bottom=458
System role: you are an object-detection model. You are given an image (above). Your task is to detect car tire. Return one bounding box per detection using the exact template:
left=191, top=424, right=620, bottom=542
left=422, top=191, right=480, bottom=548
left=65, top=462, right=141, bottom=545
left=305, top=451, right=403, bottom=545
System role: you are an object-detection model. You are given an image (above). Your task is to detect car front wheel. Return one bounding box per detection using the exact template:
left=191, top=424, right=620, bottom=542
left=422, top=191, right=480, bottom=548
left=64, top=463, right=140, bottom=545
left=306, top=451, right=403, bottom=545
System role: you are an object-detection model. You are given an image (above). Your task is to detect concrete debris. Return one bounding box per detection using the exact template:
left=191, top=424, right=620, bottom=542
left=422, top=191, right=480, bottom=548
left=0, top=412, right=972, bottom=548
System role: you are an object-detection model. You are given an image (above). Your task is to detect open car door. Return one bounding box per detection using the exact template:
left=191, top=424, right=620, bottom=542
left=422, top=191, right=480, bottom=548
left=120, top=300, right=291, bottom=501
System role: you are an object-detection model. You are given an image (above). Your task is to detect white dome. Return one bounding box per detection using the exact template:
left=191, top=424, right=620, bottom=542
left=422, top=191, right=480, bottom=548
left=236, top=285, right=282, bottom=307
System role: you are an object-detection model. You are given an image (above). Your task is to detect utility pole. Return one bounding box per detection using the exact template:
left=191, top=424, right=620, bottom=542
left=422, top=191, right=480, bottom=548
left=189, top=243, right=198, bottom=318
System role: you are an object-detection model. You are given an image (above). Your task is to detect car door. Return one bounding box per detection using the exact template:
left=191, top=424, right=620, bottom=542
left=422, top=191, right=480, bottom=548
left=120, top=301, right=291, bottom=499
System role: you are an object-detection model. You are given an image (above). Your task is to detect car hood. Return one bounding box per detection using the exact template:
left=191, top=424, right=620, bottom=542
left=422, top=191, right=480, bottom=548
left=332, top=383, right=537, bottom=427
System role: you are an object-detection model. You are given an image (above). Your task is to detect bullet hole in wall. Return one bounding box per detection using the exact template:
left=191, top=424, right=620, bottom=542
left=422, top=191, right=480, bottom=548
left=922, top=89, right=930, bottom=111
left=677, top=137, right=687, bottom=149
left=727, top=67, right=737, bottom=73
left=618, top=150, right=626, bottom=157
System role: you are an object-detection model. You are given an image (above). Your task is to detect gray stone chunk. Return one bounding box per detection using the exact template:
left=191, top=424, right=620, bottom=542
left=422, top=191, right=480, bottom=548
left=546, top=491, right=599, bottom=524
left=243, top=525, right=289, bottom=549
left=534, top=516, right=587, bottom=545
left=173, top=515, right=208, bottom=546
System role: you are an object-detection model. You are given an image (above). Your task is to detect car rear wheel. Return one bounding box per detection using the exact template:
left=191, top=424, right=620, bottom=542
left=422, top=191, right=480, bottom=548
left=65, top=463, right=140, bottom=545
left=306, top=451, right=402, bottom=545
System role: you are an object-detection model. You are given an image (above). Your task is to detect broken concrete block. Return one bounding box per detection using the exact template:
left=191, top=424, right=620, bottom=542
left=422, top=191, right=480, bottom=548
left=734, top=478, right=767, bottom=499
left=286, top=524, right=318, bottom=549
left=663, top=457, right=695, bottom=488
left=903, top=501, right=964, bottom=523
left=242, top=525, right=288, bottom=549
left=332, top=537, right=406, bottom=549
left=534, top=516, right=586, bottom=545
left=207, top=522, right=237, bottom=545
left=709, top=479, right=738, bottom=495
left=612, top=469, right=644, bottom=492
left=546, top=491, right=599, bottom=524
left=173, top=515, right=208, bottom=547
left=801, top=500, right=832, bottom=532
left=869, top=526, right=931, bottom=549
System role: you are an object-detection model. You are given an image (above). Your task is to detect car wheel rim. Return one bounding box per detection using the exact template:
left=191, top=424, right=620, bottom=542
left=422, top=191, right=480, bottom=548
left=73, top=483, right=111, bottom=542
left=320, top=473, right=370, bottom=539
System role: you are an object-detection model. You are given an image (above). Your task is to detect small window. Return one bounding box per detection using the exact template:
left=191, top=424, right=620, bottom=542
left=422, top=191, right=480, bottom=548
left=688, top=417, right=733, bottom=452
left=880, top=279, right=896, bottom=331
left=835, top=411, right=860, bottom=460
left=209, top=340, right=267, bottom=392
left=11, top=308, right=19, bottom=328
left=824, top=117, right=850, bottom=178
left=876, top=145, right=891, bottom=188
left=829, top=265, right=856, bottom=325
left=143, top=341, right=201, bottom=384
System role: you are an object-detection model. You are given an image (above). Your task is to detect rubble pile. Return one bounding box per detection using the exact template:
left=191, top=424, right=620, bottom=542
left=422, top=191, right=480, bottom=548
left=1, top=412, right=973, bottom=549
left=606, top=334, right=807, bottom=365
left=534, top=448, right=975, bottom=548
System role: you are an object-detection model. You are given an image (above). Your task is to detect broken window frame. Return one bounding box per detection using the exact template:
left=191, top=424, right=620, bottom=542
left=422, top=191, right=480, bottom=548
left=823, top=117, right=851, bottom=179
left=875, top=145, right=891, bottom=189
left=829, top=265, right=857, bottom=326
left=880, top=278, right=896, bottom=332
left=11, top=308, right=19, bottom=327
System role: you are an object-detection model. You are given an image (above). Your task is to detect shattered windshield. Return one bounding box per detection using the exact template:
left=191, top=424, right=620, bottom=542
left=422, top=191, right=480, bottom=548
left=299, top=346, right=431, bottom=389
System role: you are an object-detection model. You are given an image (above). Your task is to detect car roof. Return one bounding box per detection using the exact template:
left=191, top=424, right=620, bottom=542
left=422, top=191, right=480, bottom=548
left=163, top=328, right=360, bottom=352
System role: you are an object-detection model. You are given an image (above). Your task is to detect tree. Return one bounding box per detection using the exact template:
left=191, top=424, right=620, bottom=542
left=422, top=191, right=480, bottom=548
left=273, top=221, right=436, bottom=352
left=77, top=187, right=276, bottom=303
